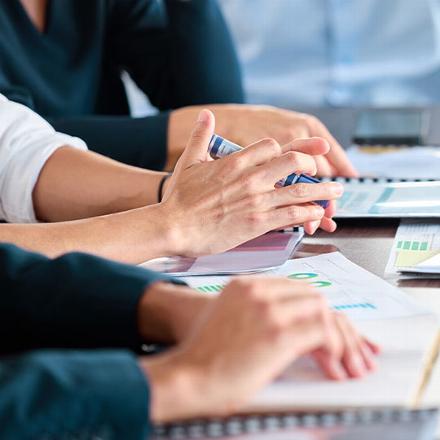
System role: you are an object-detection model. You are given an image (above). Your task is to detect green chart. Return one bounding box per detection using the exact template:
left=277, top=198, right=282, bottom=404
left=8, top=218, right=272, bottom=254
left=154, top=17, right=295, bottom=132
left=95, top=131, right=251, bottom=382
left=195, top=273, right=333, bottom=294
left=288, top=272, right=332, bottom=288
left=196, top=284, right=225, bottom=293
left=397, top=240, right=429, bottom=251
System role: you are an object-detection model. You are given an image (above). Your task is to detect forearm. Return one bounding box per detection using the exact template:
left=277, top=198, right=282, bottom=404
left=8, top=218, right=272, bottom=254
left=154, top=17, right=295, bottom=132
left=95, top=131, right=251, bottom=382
left=0, top=204, right=174, bottom=264
left=33, top=147, right=167, bottom=221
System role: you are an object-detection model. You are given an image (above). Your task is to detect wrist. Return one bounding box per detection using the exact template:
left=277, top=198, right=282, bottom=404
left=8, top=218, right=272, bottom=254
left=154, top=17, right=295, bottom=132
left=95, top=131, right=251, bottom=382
left=141, top=349, right=208, bottom=423
left=138, top=282, right=214, bottom=343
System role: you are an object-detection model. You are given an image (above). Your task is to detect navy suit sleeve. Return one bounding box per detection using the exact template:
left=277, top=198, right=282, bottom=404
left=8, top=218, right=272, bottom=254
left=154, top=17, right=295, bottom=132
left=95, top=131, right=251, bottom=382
left=0, top=243, right=179, bottom=355
left=0, top=350, right=151, bottom=439
left=49, top=114, right=170, bottom=170
left=108, top=0, right=245, bottom=109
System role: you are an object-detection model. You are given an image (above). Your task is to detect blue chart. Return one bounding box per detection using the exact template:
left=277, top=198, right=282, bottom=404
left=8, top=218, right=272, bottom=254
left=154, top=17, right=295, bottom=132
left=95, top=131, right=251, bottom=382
left=333, top=302, right=377, bottom=311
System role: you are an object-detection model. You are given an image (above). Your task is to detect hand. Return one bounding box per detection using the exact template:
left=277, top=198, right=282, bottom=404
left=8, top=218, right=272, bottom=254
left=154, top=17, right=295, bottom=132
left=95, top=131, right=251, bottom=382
left=137, top=282, right=214, bottom=344
left=161, top=110, right=344, bottom=257
left=142, top=278, right=379, bottom=422
left=168, top=104, right=358, bottom=177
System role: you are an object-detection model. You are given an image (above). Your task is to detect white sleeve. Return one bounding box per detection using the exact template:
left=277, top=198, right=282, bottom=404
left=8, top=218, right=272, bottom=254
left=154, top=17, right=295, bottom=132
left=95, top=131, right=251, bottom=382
left=0, top=95, right=88, bottom=223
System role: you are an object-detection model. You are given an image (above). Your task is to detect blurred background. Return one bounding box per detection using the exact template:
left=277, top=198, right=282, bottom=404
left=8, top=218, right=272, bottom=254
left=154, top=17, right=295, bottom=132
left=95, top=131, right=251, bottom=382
left=127, top=0, right=440, bottom=114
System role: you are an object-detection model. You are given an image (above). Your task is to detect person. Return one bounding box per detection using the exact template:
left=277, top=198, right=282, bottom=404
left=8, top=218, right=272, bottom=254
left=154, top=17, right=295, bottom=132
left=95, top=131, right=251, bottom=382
left=0, top=0, right=357, bottom=177
left=0, top=94, right=344, bottom=264
left=219, top=0, right=440, bottom=108
left=0, top=242, right=379, bottom=438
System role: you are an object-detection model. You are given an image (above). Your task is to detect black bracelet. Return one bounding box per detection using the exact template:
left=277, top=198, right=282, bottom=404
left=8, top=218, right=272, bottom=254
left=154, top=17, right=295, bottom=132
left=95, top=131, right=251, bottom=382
left=158, top=173, right=172, bottom=203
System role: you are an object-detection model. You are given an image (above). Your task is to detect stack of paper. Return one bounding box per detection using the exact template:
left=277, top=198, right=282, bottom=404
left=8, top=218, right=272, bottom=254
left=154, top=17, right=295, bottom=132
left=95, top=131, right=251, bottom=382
left=347, top=145, right=440, bottom=179
left=140, top=230, right=303, bottom=276
left=385, top=221, right=440, bottom=278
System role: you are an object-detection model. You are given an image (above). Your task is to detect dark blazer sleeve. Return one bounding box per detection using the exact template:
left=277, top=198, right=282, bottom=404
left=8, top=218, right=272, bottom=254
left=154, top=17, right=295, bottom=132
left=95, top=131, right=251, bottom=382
left=0, top=243, right=179, bottom=355
left=108, top=0, right=245, bottom=109
left=49, top=113, right=170, bottom=170
left=0, top=350, right=150, bottom=439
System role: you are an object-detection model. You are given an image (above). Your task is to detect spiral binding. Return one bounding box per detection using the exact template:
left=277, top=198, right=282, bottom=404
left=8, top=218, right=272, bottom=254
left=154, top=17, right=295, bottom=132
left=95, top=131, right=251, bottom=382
left=153, top=408, right=438, bottom=439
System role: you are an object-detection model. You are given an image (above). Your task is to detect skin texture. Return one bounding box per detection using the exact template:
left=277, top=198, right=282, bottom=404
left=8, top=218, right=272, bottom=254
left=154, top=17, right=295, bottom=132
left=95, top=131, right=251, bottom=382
left=168, top=104, right=358, bottom=176
left=141, top=278, right=380, bottom=423
left=1, top=111, right=343, bottom=264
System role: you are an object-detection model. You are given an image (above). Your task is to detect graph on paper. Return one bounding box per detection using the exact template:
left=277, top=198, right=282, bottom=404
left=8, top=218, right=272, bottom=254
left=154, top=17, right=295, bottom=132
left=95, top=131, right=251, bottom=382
left=185, top=252, right=427, bottom=321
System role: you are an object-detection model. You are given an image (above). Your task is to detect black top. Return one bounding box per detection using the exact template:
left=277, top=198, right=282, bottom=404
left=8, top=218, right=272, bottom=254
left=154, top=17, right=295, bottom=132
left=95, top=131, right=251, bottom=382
left=0, top=242, right=182, bottom=438
left=0, top=0, right=244, bottom=169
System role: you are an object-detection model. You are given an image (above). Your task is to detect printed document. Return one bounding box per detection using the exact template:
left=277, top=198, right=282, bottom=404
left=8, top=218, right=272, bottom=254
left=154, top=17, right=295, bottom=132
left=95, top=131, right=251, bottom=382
left=184, top=252, right=428, bottom=321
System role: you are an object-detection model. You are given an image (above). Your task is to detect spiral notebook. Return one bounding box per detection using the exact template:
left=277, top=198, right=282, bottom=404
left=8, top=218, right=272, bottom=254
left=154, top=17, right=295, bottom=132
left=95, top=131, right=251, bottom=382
left=321, top=177, right=440, bottom=219
left=152, top=408, right=439, bottom=439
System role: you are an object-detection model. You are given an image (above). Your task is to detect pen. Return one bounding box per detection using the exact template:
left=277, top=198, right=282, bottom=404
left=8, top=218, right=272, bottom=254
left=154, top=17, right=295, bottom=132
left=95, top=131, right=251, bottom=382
left=208, top=134, right=329, bottom=209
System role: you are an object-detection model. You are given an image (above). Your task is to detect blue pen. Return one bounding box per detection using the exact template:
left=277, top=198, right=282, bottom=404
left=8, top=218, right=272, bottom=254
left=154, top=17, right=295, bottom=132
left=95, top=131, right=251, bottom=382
left=208, top=135, right=329, bottom=209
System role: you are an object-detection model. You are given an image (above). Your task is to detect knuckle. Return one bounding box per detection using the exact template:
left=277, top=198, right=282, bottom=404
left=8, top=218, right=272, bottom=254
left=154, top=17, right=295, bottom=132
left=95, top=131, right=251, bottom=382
left=284, top=151, right=300, bottom=166
left=291, top=183, right=310, bottom=198
left=287, top=205, right=303, bottom=220
left=246, top=211, right=264, bottom=228
left=263, top=138, right=282, bottom=155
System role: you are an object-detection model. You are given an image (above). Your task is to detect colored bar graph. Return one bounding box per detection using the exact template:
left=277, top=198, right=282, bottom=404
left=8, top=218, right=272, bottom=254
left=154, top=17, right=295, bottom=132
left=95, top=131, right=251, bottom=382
left=196, top=284, right=225, bottom=293
left=333, top=302, right=377, bottom=311
left=397, top=240, right=429, bottom=252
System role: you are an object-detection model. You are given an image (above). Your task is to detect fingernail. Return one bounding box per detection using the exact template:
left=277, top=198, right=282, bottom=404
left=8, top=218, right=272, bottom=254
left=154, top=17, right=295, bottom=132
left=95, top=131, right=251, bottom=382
left=310, top=220, right=320, bottom=234
left=197, top=109, right=210, bottom=123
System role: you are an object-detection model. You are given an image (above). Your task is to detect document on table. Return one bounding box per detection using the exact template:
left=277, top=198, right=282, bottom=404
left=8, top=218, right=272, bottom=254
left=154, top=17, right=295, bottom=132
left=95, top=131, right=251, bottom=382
left=247, top=315, right=440, bottom=412
left=335, top=181, right=440, bottom=218
left=184, top=252, right=440, bottom=413
left=347, top=145, right=440, bottom=179
left=183, top=252, right=428, bottom=321
left=385, top=221, right=440, bottom=277
left=139, top=230, right=303, bottom=276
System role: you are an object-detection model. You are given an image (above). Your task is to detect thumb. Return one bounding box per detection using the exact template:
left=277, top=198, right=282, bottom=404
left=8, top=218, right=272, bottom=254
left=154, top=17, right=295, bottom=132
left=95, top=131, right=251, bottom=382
left=180, top=109, right=215, bottom=166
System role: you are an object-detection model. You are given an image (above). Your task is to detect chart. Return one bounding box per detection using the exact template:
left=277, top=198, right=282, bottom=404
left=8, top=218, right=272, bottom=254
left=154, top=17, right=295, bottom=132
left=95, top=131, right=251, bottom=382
left=185, top=252, right=427, bottom=322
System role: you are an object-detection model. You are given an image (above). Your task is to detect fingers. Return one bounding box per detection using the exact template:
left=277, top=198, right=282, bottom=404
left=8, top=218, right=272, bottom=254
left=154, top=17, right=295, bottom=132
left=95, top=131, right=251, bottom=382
left=281, top=137, right=330, bottom=156
left=266, top=152, right=317, bottom=185
left=229, top=138, right=282, bottom=169
left=181, top=110, right=216, bottom=167
left=313, top=154, right=336, bottom=178
left=334, top=314, right=379, bottom=378
left=312, top=121, right=359, bottom=178
left=304, top=216, right=337, bottom=235
left=264, top=204, right=326, bottom=231
left=269, top=182, right=343, bottom=208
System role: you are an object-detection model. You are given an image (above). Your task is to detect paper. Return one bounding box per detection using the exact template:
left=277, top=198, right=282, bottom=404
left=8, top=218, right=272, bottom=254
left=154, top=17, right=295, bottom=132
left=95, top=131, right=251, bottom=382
left=248, top=315, right=439, bottom=412
left=335, top=181, right=440, bottom=218
left=139, top=230, right=303, bottom=276
left=385, top=221, right=440, bottom=276
left=347, top=145, right=440, bottom=179
left=184, top=252, right=427, bottom=321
